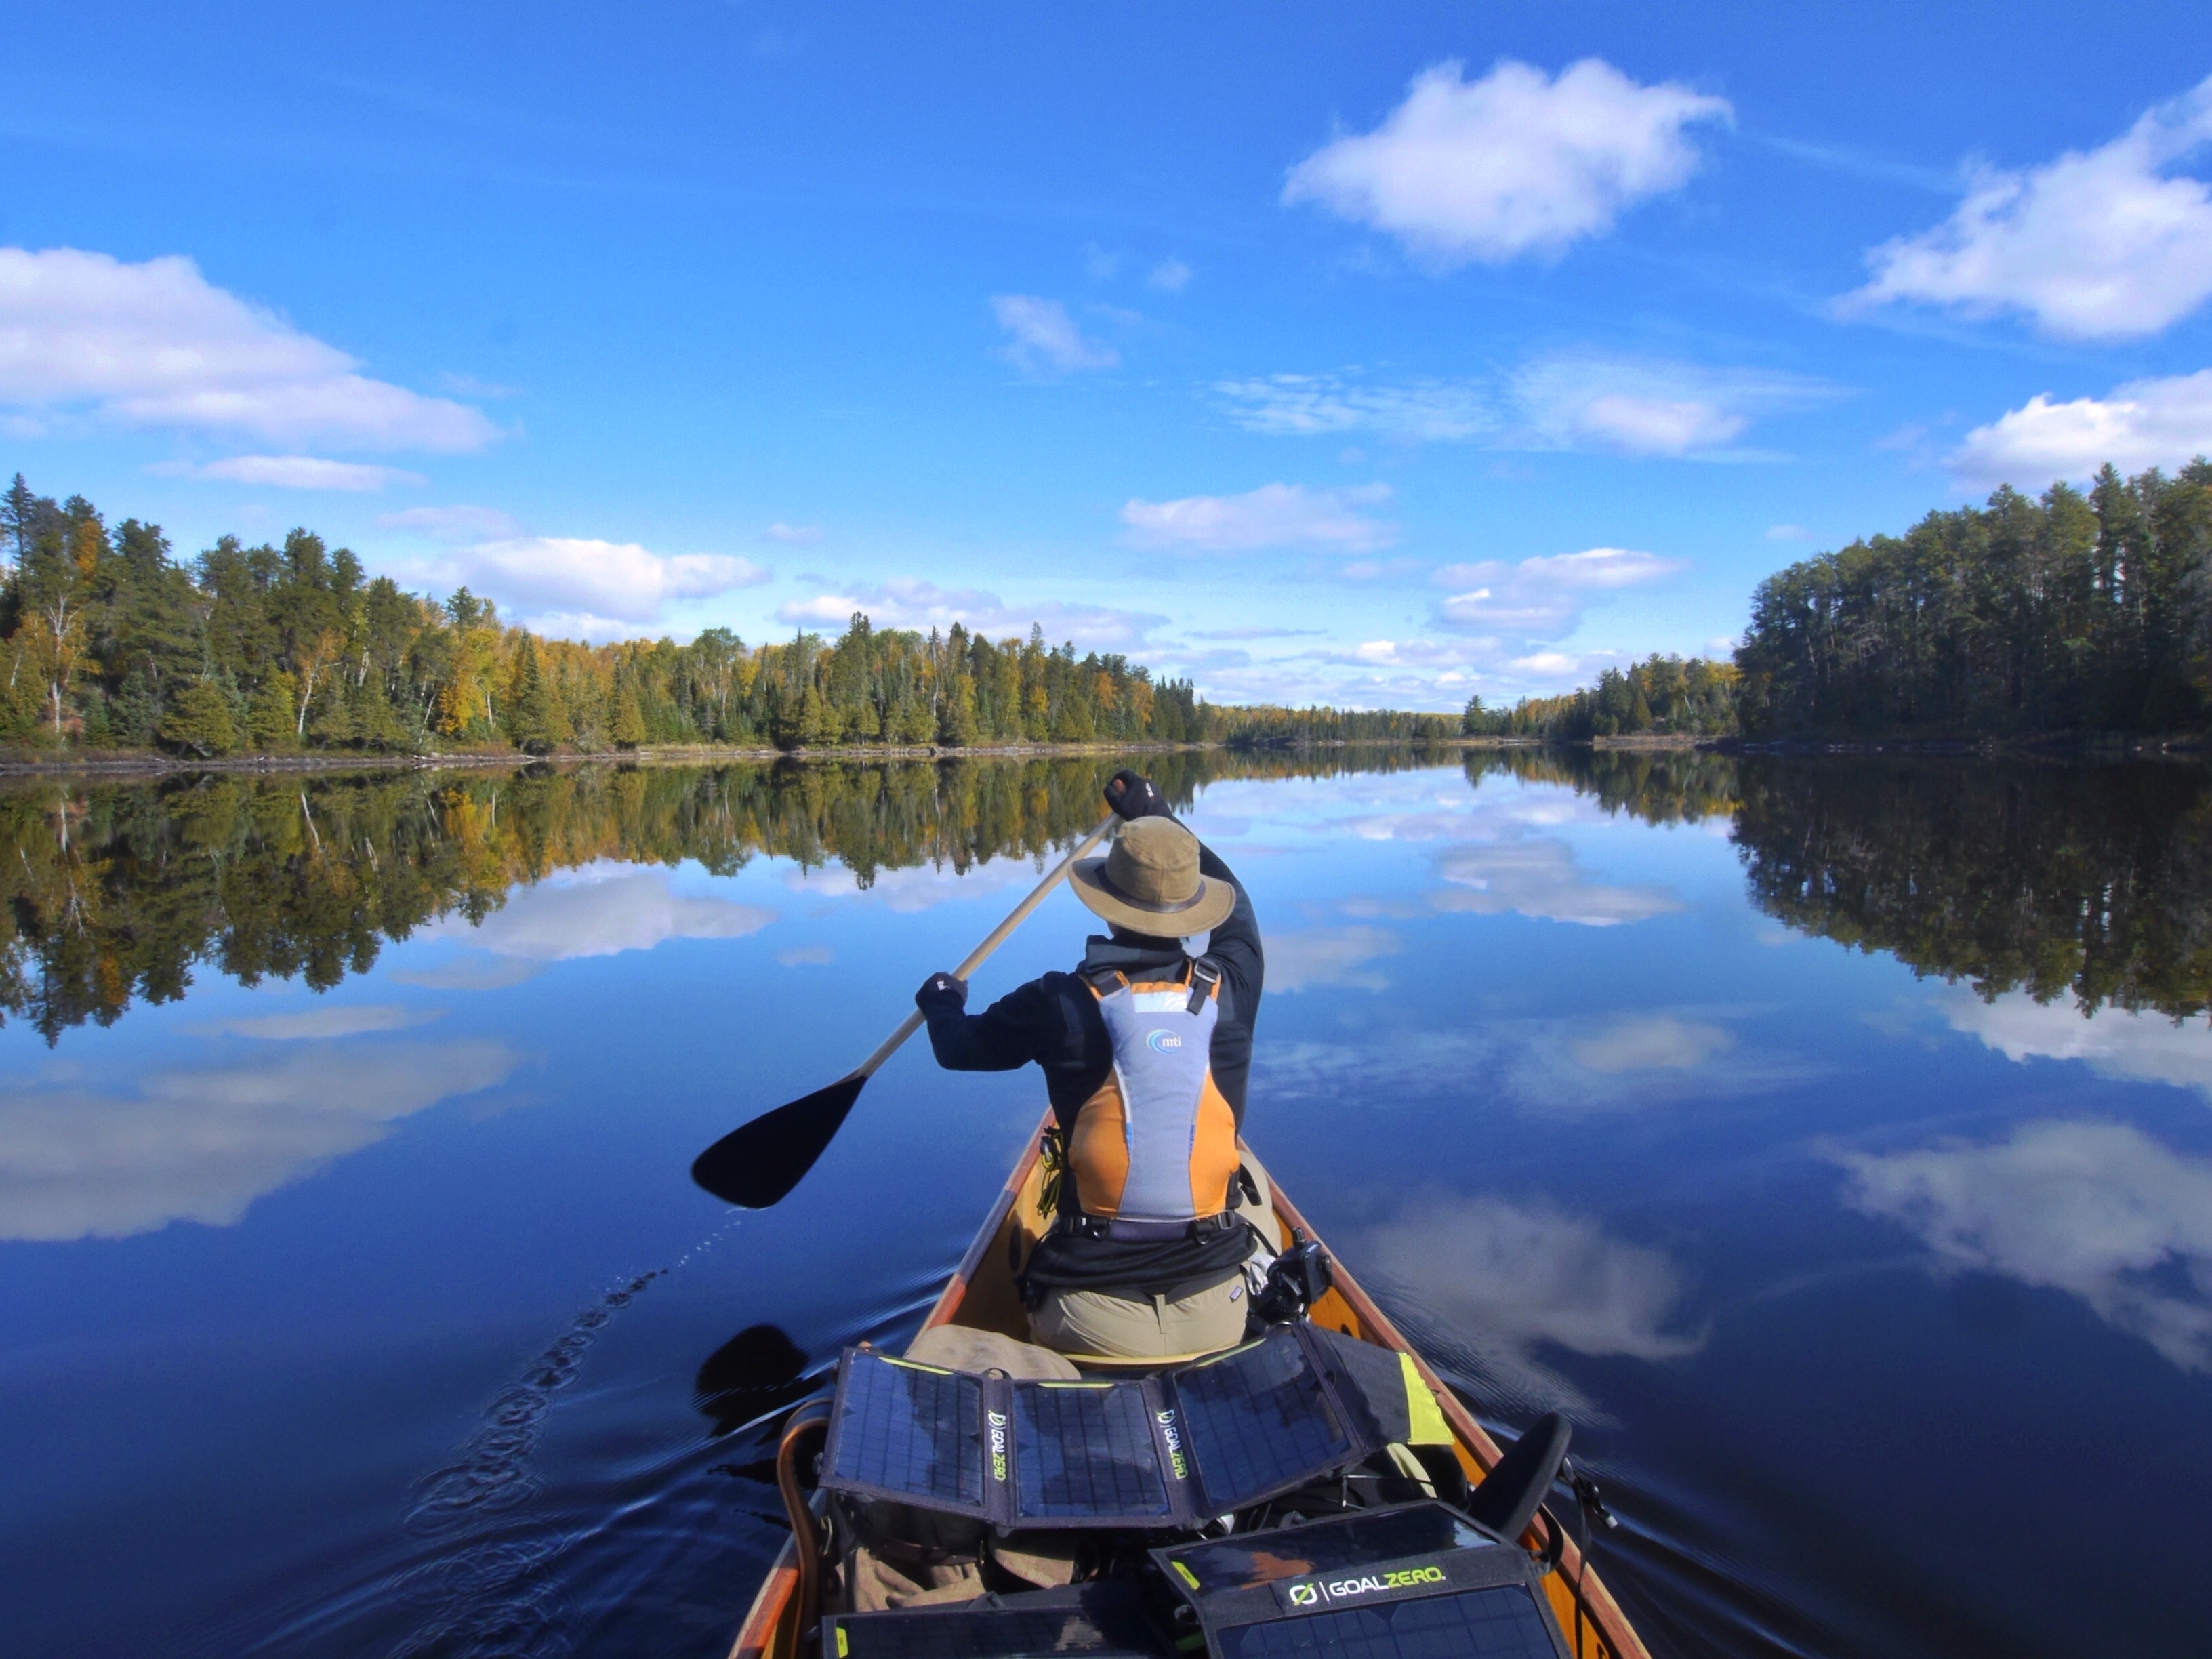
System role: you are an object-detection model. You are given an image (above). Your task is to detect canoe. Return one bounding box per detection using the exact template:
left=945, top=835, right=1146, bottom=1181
left=724, top=1109, right=1653, bottom=1659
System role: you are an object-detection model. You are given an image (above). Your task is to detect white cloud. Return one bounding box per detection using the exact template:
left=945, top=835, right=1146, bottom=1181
left=1216, top=354, right=1820, bottom=457
left=1120, top=482, right=1395, bottom=553
left=0, top=1040, right=520, bottom=1241
left=777, top=946, right=834, bottom=966
left=1950, top=369, right=2212, bottom=488
left=1765, top=523, right=1816, bottom=542
left=379, top=504, right=523, bottom=542
left=1341, top=638, right=1493, bottom=670
left=438, top=537, right=770, bottom=623
left=511, top=611, right=668, bottom=645
left=1937, top=989, right=2212, bottom=1098
left=1509, top=354, right=1820, bottom=457
left=1435, top=546, right=1687, bottom=636
left=1284, top=58, right=1729, bottom=266
left=1147, top=258, right=1193, bottom=292
left=1837, top=1120, right=2212, bottom=1372
left=762, top=522, right=824, bottom=544
left=0, top=246, right=498, bottom=450
left=1214, top=375, right=1496, bottom=442
left=1850, top=76, right=2212, bottom=339
left=1264, top=924, right=1401, bottom=992
left=991, top=295, right=1118, bottom=373
left=166, top=454, right=426, bottom=491
left=775, top=576, right=1166, bottom=650
left=1359, top=1195, right=1705, bottom=1373
left=436, top=866, right=776, bottom=961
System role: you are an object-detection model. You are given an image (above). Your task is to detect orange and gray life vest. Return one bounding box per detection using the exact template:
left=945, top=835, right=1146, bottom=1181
left=1064, top=957, right=1244, bottom=1243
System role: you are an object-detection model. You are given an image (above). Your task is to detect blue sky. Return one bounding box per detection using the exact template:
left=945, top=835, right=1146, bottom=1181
left=5, top=1, right=2211, bottom=708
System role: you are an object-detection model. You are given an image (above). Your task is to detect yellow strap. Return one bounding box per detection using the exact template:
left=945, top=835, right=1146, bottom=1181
left=1399, top=1353, right=1454, bottom=1445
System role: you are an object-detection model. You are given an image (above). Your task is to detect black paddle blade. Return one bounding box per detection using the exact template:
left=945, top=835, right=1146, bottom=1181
left=691, top=1073, right=865, bottom=1208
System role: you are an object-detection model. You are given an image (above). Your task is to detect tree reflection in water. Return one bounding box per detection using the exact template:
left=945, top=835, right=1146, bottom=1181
left=5, top=746, right=2207, bottom=1043
left=0, top=747, right=1455, bottom=1042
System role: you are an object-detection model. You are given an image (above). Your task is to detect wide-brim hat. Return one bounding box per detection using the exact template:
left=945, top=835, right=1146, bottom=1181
left=1069, top=816, right=1236, bottom=937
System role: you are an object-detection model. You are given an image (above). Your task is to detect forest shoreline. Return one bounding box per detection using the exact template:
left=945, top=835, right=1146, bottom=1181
left=7, top=728, right=2207, bottom=780
left=0, top=733, right=1555, bottom=781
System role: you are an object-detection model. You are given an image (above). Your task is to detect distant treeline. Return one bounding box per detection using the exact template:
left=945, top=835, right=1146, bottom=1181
left=0, top=476, right=1235, bottom=756
left=1461, top=655, right=1740, bottom=740
left=1735, top=462, right=2212, bottom=737
left=1, top=478, right=1471, bottom=760
left=1459, top=457, right=2212, bottom=742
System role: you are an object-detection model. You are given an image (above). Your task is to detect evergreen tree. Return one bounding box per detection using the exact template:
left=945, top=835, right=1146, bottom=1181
left=937, top=672, right=979, bottom=746
left=504, top=634, right=558, bottom=753
left=611, top=680, right=647, bottom=747
left=159, top=679, right=237, bottom=758
left=248, top=674, right=297, bottom=750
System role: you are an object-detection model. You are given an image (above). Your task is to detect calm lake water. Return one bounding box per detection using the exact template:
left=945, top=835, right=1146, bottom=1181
left=3, top=750, right=2208, bottom=1657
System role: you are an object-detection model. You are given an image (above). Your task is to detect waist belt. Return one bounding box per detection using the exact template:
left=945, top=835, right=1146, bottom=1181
left=1060, top=1210, right=1246, bottom=1244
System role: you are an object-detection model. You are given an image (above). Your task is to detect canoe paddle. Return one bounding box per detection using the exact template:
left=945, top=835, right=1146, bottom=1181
left=690, top=811, right=1118, bottom=1208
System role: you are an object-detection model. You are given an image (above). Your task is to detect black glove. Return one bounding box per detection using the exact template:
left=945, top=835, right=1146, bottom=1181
left=1104, top=769, right=1170, bottom=821
left=916, top=972, right=967, bottom=1015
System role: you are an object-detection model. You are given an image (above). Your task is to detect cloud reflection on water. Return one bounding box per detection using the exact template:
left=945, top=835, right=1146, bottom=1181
left=1431, top=838, right=1681, bottom=927
left=1837, top=1120, right=2212, bottom=1372
left=1319, top=782, right=1682, bottom=927
left=0, top=1040, right=521, bottom=1241
left=1260, top=1009, right=1803, bottom=1115
left=783, top=853, right=1046, bottom=912
left=1936, top=989, right=2212, bottom=1099
left=212, top=1004, right=445, bottom=1040
left=1265, top=924, right=1401, bottom=991
left=1358, top=1194, right=1706, bottom=1409
left=436, top=865, right=777, bottom=962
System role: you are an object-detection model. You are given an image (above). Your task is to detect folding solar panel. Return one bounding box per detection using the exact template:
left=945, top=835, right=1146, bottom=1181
left=822, top=1351, right=987, bottom=1514
left=1012, top=1380, right=1174, bottom=1521
left=818, top=1326, right=1403, bottom=1528
left=1211, top=1586, right=1565, bottom=1659
left=1149, top=1503, right=1571, bottom=1659
left=1175, top=1330, right=1355, bottom=1513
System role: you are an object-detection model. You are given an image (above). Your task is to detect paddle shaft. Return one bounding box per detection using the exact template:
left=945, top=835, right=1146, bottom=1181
left=848, top=811, right=1118, bottom=1081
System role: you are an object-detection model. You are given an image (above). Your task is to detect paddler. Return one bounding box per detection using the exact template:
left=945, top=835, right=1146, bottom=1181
left=914, top=768, right=1268, bottom=1361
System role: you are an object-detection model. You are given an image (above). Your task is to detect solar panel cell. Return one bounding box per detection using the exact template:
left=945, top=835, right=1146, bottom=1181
left=1012, top=1382, right=1172, bottom=1519
left=1179, top=1336, right=1353, bottom=1513
left=829, top=1355, right=987, bottom=1512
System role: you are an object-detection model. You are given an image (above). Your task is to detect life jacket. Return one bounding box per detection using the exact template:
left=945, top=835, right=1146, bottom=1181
left=1064, top=957, right=1244, bottom=1242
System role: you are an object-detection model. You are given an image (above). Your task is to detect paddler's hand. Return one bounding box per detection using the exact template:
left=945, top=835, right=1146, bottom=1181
left=1105, top=769, right=1170, bottom=821
left=916, top=971, right=967, bottom=1015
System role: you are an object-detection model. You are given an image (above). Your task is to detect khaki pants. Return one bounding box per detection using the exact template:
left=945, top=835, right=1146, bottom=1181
left=1029, top=1154, right=1277, bottom=1361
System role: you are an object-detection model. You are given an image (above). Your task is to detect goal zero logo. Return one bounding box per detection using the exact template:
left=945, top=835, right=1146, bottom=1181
left=1282, top=1564, right=1448, bottom=1612
left=987, top=1410, right=1008, bottom=1481
left=1155, top=1409, right=1189, bottom=1480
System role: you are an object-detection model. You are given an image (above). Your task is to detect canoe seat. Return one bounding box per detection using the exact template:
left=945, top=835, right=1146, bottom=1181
left=1463, top=1411, right=1571, bottom=1545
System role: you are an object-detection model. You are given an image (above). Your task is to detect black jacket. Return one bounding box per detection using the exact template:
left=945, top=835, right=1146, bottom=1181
left=919, top=831, right=1263, bottom=1292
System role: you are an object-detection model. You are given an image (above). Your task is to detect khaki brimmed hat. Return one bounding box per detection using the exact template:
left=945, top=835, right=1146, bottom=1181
left=1069, top=817, right=1235, bottom=936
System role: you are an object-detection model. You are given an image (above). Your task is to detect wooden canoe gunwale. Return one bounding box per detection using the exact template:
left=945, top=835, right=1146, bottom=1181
left=725, top=1111, right=1650, bottom=1659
